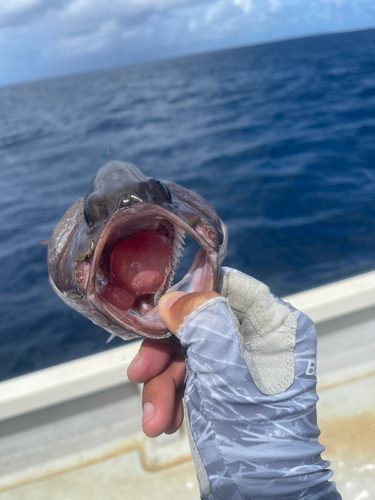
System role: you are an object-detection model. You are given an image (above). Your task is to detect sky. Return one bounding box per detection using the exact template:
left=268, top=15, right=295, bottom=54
left=0, top=0, right=375, bottom=87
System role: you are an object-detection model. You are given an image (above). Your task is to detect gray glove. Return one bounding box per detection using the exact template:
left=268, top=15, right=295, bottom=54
left=175, top=267, right=341, bottom=500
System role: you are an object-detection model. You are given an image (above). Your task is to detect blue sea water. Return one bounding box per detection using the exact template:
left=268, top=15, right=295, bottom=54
left=1, top=29, right=375, bottom=381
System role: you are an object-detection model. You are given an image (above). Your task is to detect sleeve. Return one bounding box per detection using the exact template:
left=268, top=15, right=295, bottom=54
left=177, top=268, right=341, bottom=500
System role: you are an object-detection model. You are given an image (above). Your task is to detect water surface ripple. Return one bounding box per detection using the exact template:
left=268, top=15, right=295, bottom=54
left=1, top=29, right=375, bottom=380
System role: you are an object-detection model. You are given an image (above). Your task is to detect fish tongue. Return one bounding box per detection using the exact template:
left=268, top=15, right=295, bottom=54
left=100, top=282, right=135, bottom=311
left=100, top=230, right=173, bottom=311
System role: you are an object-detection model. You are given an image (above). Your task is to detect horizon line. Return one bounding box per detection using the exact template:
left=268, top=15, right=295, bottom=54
left=2, top=24, right=374, bottom=90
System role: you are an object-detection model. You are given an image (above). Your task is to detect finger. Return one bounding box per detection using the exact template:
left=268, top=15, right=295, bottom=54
left=127, top=339, right=181, bottom=384
left=158, top=291, right=220, bottom=336
left=164, top=386, right=185, bottom=435
left=142, top=354, right=186, bottom=437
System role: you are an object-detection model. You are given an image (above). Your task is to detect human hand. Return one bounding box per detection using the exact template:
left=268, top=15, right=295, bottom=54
left=129, top=268, right=341, bottom=499
left=127, top=290, right=219, bottom=437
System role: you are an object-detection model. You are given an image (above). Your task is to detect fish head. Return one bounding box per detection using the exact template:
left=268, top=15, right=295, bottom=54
left=48, top=161, right=228, bottom=341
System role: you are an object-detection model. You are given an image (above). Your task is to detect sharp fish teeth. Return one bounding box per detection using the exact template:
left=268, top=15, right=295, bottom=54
left=153, top=227, right=186, bottom=306
left=167, top=228, right=185, bottom=287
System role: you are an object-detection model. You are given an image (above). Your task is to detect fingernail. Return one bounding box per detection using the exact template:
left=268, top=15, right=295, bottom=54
left=159, top=291, right=186, bottom=310
left=142, top=402, right=155, bottom=425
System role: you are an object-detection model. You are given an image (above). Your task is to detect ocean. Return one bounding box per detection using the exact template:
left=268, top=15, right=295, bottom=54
left=1, top=28, right=375, bottom=381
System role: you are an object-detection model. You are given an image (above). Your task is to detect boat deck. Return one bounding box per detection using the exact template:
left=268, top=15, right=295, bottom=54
left=0, top=272, right=374, bottom=500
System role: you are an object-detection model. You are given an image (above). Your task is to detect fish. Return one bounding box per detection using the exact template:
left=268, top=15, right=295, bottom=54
left=48, top=160, right=228, bottom=342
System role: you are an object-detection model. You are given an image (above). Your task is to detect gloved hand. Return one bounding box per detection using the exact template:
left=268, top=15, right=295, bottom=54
left=129, top=267, right=342, bottom=500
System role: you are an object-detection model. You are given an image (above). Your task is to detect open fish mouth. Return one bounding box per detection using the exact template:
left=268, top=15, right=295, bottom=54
left=88, top=205, right=218, bottom=339
left=48, top=161, right=227, bottom=342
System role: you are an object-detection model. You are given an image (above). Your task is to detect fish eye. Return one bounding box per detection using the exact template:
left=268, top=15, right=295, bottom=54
left=155, top=180, right=172, bottom=203
left=83, top=208, right=93, bottom=227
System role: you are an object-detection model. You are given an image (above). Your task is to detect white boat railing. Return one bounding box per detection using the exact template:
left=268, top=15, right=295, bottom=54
left=1, top=269, right=374, bottom=422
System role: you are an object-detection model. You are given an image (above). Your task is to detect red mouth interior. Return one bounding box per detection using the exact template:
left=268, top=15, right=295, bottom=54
left=100, top=230, right=173, bottom=312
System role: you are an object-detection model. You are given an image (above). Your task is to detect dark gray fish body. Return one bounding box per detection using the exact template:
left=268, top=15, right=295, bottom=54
left=48, top=161, right=228, bottom=341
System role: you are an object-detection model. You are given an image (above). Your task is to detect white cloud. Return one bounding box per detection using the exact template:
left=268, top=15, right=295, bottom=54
left=332, top=0, right=347, bottom=6
left=37, top=0, right=375, bottom=59
left=55, top=19, right=119, bottom=57
left=232, top=0, right=254, bottom=14
left=121, top=28, right=139, bottom=40
left=188, top=19, right=197, bottom=31
left=179, top=1, right=246, bottom=40
left=0, top=0, right=204, bottom=30
left=56, top=0, right=199, bottom=26
left=205, top=1, right=227, bottom=23
left=40, top=0, right=219, bottom=59
left=0, top=0, right=67, bottom=28
left=268, top=0, right=281, bottom=12
left=1, top=0, right=375, bottom=86
left=0, top=0, right=42, bottom=16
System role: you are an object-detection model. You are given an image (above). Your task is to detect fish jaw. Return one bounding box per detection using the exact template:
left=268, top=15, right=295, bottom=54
left=48, top=201, right=227, bottom=341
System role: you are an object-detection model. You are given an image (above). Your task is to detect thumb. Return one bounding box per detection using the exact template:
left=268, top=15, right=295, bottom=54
left=158, top=291, right=220, bottom=337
